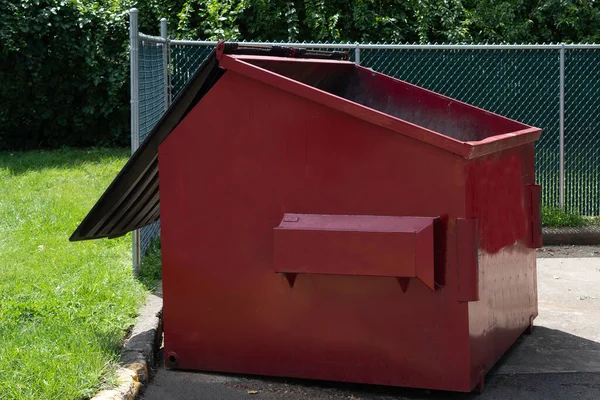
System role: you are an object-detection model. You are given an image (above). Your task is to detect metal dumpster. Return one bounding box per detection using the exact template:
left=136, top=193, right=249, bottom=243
left=71, top=42, right=542, bottom=393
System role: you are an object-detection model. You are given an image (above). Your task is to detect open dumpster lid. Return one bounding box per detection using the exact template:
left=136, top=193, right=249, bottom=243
left=71, top=42, right=540, bottom=242
left=70, top=43, right=349, bottom=241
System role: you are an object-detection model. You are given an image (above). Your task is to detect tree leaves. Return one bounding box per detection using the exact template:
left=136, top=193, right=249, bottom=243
left=3, top=0, right=600, bottom=150
left=0, top=0, right=130, bottom=150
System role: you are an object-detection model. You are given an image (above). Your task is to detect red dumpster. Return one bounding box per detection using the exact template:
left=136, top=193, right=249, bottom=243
left=71, top=42, right=542, bottom=393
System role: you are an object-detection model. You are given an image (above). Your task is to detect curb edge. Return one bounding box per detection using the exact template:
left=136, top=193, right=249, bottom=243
left=92, top=291, right=163, bottom=400
left=542, top=226, right=600, bottom=246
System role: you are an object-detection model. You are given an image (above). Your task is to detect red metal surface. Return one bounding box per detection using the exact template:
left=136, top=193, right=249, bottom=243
left=528, top=184, right=543, bottom=248
left=465, top=143, right=538, bottom=388
left=456, top=218, right=479, bottom=302
left=274, top=214, right=435, bottom=290
left=215, top=40, right=226, bottom=60
left=219, top=55, right=541, bottom=159
left=158, top=56, right=540, bottom=393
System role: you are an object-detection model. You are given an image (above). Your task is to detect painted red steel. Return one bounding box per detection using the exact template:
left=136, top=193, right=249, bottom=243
left=158, top=54, right=541, bottom=392
left=456, top=218, right=479, bottom=302
left=274, top=214, right=435, bottom=290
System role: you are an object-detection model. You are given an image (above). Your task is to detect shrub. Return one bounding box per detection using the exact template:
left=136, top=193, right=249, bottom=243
left=0, top=0, right=130, bottom=150
left=542, top=206, right=586, bottom=227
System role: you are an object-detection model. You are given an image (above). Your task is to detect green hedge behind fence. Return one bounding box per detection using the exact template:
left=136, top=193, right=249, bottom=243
left=0, top=0, right=132, bottom=150
left=4, top=0, right=600, bottom=150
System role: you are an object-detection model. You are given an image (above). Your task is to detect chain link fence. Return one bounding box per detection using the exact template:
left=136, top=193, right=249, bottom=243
left=360, top=47, right=562, bottom=210
left=564, top=48, right=600, bottom=214
left=131, top=11, right=600, bottom=265
left=137, top=36, right=166, bottom=257
left=170, top=44, right=213, bottom=98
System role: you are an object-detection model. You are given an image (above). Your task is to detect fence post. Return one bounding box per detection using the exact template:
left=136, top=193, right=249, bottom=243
left=130, top=8, right=141, bottom=273
left=559, top=43, right=565, bottom=208
left=161, top=18, right=170, bottom=110
left=355, top=43, right=361, bottom=65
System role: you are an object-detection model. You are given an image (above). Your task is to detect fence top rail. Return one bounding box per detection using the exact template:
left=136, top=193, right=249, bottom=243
left=168, top=39, right=354, bottom=48
left=138, top=34, right=600, bottom=50
left=359, top=43, right=600, bottom=50
left=139, top=33, right=168, bottom=44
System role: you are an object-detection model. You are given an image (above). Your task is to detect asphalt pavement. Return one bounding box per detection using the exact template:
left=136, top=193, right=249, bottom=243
left=142, top=249, right=600, bottom=400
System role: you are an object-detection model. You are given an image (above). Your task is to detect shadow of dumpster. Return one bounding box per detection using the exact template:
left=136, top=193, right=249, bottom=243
left=143, top=326, right=600, bottom=400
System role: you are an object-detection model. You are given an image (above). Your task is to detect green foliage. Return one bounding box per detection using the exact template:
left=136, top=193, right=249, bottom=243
left=0, top=148, right=147, bottom=399
left=3, top=0, right=600, bottom=151
left=0, top=0, right=131, bottom=150
left=542, top=206, right=586, bottom=227
left=466, top=0, right=600, bottom=43
left=138, top=237, right=163, bottom=291
left=163, top=0, right=600, bottom=43
left=166, top=0, right=473, bottom=43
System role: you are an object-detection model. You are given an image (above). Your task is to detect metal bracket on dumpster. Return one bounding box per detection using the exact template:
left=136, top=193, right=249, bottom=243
left=273, top=213, right=436, bottom=291
left=527, top=184, right=543, bottom=249
left=456, top=218, right=479, bottom=302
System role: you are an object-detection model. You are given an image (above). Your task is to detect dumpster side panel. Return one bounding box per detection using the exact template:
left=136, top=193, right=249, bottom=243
left=159, top=71, right=474, bottom=391
left=465, top=143, right=538, bottom=388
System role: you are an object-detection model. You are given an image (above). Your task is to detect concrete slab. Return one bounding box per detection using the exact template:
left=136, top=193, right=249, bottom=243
left=537, top=245, right=600, bottom=258
left=536, top=258, right=600, bottom=343
left=494, top=257, right=600, bottom=375
left=142, top=256, right=600, bottom=399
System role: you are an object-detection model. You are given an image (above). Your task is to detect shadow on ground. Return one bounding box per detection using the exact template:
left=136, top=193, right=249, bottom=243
left=142, top=327, right=600, bottom=400
left=0, top=148, right=128, bottom=175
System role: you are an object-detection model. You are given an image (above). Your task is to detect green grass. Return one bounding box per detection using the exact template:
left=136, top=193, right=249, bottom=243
left=0, top=148, right=147, bottom=400
left=542, top=206, right=587, bottom=227
left=137, top=238, right=162, bottom=291
left=584, top=216, right=600, bottom=226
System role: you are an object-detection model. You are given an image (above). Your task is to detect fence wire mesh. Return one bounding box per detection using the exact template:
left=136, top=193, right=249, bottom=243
left=564, top=49, right=600, bottom=215
left=170, top=45, right=213, bottom=97
left=138, top=38, right=167, bottom=255
left=135, top=35, right=600, bottom=255
left=360, top=48, right=561, bottom=210
left=169, top=43, right=357, bottom=98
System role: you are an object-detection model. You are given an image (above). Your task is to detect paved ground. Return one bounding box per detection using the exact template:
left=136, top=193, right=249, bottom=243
left=536, top=245, right=600, bottom=258
left=142, top=249, right=600, bottom=400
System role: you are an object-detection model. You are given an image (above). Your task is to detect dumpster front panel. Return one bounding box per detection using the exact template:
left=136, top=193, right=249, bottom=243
left=227, top=55, right=540, bottom=159
left=274, top=214, right=436, bottom=290
left=159, top=70, right=476, bottom=391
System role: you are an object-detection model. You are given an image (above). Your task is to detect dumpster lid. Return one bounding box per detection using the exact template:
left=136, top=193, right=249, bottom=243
left=217, top=52, right=540, bottom=159
left=71, top=42, right=540, bottom=242
left=70, top=43, right=349, bottom=241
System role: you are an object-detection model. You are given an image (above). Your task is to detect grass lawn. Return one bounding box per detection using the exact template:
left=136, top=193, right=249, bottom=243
left=542, top=206, right=600, bottom=227
left=0, top=148, right=147, bottom=400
